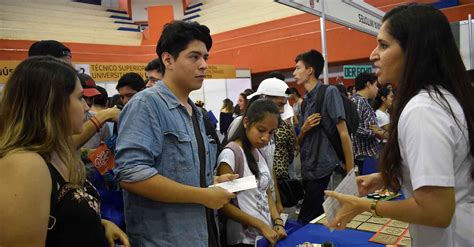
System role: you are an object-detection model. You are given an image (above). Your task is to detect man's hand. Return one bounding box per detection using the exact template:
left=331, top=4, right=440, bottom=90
left=301, top=113, right=321, bottom=134
left=202, top=187, right=235, bottom=209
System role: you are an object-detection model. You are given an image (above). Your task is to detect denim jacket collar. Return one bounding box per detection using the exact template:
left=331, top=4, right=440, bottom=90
left=154, top=82, right=203, bottom=118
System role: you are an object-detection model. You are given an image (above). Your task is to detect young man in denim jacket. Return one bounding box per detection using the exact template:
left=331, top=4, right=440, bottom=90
left=114, top=21, right=235, bottom=246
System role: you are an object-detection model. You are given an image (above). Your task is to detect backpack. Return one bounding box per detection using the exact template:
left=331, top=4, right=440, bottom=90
left=302, top=84, right=359, bottom=164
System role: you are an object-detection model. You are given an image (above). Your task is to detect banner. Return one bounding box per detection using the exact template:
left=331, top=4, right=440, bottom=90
left=0, top=61, right=237, bottom=83
left=205, top=65, right=236, bottom=79
left=88, top=63, right=146, bottom=82
left=0, top=61, right=20, bottom=84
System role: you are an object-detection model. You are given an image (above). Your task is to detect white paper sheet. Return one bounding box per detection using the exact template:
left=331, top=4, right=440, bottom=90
left=322, top=169, right=359, bottom=225
left=209, top=175, right=257, bottom=193
left=280, top=213, right=289, bottom=226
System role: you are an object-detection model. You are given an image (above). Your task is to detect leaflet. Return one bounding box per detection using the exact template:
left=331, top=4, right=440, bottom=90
left=322, top=169, right=359, bottom=226
left=210, top=175, right=257, bottom=193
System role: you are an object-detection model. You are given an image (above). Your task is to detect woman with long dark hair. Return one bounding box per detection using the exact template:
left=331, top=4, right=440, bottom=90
left=325, top=4, right=473, bottom=246
left=372, top=86, right=393, bottom=130
left=370, top=86, right=393, bottom=147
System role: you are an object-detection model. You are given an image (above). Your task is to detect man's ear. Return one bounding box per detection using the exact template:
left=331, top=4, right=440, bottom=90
left=161, top=52, right=175, bottom=71
left=307, top=66, right=314, bottom=77
left=366, top=81, right=372, bottom=89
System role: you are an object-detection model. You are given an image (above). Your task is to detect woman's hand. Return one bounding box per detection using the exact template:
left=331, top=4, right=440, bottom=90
left=273, top=224, right=287, bottom=240
left=324, top=191, right=370, bottom=230
left=260, top=224, right=278, bottom=246
left=102, top=219, right=130, bottom=247
left=356, top=172, right=384, bottom=196
left=213, top=173, right=239, bottom=184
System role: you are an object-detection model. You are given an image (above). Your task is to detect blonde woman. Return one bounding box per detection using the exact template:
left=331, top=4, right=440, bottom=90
left=0, top=56, right=129, bottom=247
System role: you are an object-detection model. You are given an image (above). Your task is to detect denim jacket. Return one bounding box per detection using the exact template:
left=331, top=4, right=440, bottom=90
left=114, top=82, right=217, bottom=246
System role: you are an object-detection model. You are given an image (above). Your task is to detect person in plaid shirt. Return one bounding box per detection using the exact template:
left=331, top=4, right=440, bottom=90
left=351, top=72, right=385, bottom=172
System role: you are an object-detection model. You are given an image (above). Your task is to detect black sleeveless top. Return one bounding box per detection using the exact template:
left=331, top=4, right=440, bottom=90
left=45, top=162, right=106, bottom=247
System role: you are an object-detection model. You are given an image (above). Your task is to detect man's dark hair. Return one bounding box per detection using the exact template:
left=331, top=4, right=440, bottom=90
left=116, top=72, right=146, bottom=91
left=145, top=58, right=163, bottom=73
left=295, top=49, right=324, bottom=78
left=288, top=87, right=301, bottom=98
left=94, top=86, right=108, bottom=107
left=156, top=21, right=212, bottom=76
left=28, top=40, right=71, bottom=58
left=108, top=94, right=123, bottom=109
left=354, top=72, right=377, bottom=91
left=266, top=71, right=285, bottom=81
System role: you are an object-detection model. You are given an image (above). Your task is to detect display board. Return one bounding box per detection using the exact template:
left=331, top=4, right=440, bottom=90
left=275, top=0, right=384, bottom=36
left=189, top=78, right=252, bottom=131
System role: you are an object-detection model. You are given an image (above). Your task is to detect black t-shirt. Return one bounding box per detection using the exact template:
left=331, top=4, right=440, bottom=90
left=191, top=110, right=219, bottom=247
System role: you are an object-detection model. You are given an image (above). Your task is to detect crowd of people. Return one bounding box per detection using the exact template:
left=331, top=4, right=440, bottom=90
left=0, top=3, right=472, bottom=247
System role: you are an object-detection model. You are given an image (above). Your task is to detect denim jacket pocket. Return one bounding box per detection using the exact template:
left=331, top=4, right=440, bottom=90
left=162, top=131, right=194, bottom=182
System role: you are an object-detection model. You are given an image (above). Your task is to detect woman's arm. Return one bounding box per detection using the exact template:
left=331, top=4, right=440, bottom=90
left=267, top=188, right=287, bottom=241
left=325, top=186, right=455, bottom=229
left=0, top=152, right=51, bottom=246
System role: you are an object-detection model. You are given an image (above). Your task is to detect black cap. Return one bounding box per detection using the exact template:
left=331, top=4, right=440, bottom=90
left=28, top=40, right=71, bottom=58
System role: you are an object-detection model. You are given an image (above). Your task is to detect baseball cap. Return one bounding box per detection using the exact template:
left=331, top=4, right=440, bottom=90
left=248, top=78, right=294, bottom=120
left=78, top=73, right=101, bottom=97
left=247, top=78, right=290, bottom=99
left=28, top=40, right=72, bottom=58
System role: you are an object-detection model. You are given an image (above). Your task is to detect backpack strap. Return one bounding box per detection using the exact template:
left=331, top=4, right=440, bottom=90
left=314, top=85, right=329, bottom=158
left=224, top=142, right=245, bottom=179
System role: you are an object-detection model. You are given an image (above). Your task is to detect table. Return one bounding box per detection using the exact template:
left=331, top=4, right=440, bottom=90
left=257, top=223, right=383, bottom=247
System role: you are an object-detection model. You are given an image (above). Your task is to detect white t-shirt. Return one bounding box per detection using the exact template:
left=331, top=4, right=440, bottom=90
left=375, top=109, right=390, bottom=128
left=217, top=147, right=272, bottom=245
left=399, top=88, right=473, bottom=247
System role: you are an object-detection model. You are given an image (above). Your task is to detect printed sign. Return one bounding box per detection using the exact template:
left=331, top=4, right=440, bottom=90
left=343, top=65, right=373, bottom=79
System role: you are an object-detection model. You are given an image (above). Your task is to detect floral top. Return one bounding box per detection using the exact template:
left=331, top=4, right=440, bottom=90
left=46, top=162, right=106, bottom=247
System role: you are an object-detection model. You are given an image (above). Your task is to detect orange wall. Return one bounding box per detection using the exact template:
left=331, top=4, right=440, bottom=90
left=208, top=2, right=474, bottom=74
left=1, top=2, right=473, bottom=71
left=0, top=39, right=156, bottom=63
left=142, top=5, right=174, bottom=45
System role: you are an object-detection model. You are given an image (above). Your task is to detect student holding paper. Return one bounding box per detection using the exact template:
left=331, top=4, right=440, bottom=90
left=217, top=98, right=287, bottom=246
left=325, top=3, right=473, bottom=247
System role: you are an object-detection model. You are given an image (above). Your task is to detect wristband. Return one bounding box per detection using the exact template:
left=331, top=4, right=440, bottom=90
left=370, top=200, right=381, bottom=217
left=273, top=223, right=284, bottom=228
left=91, top=116, right=103, bottom=128
left=89, top=117, right=101, bottom=132
left=273, top=218, right=283, bottom=223
left=89, top=118, right=100, bottom=132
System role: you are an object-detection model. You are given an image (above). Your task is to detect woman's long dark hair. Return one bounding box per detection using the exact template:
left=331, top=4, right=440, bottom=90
left=227, top=98, right=280, bottom=179
left=372, top=86, right=392, bottom=110
left=380, top=4, right=474, bottom=191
